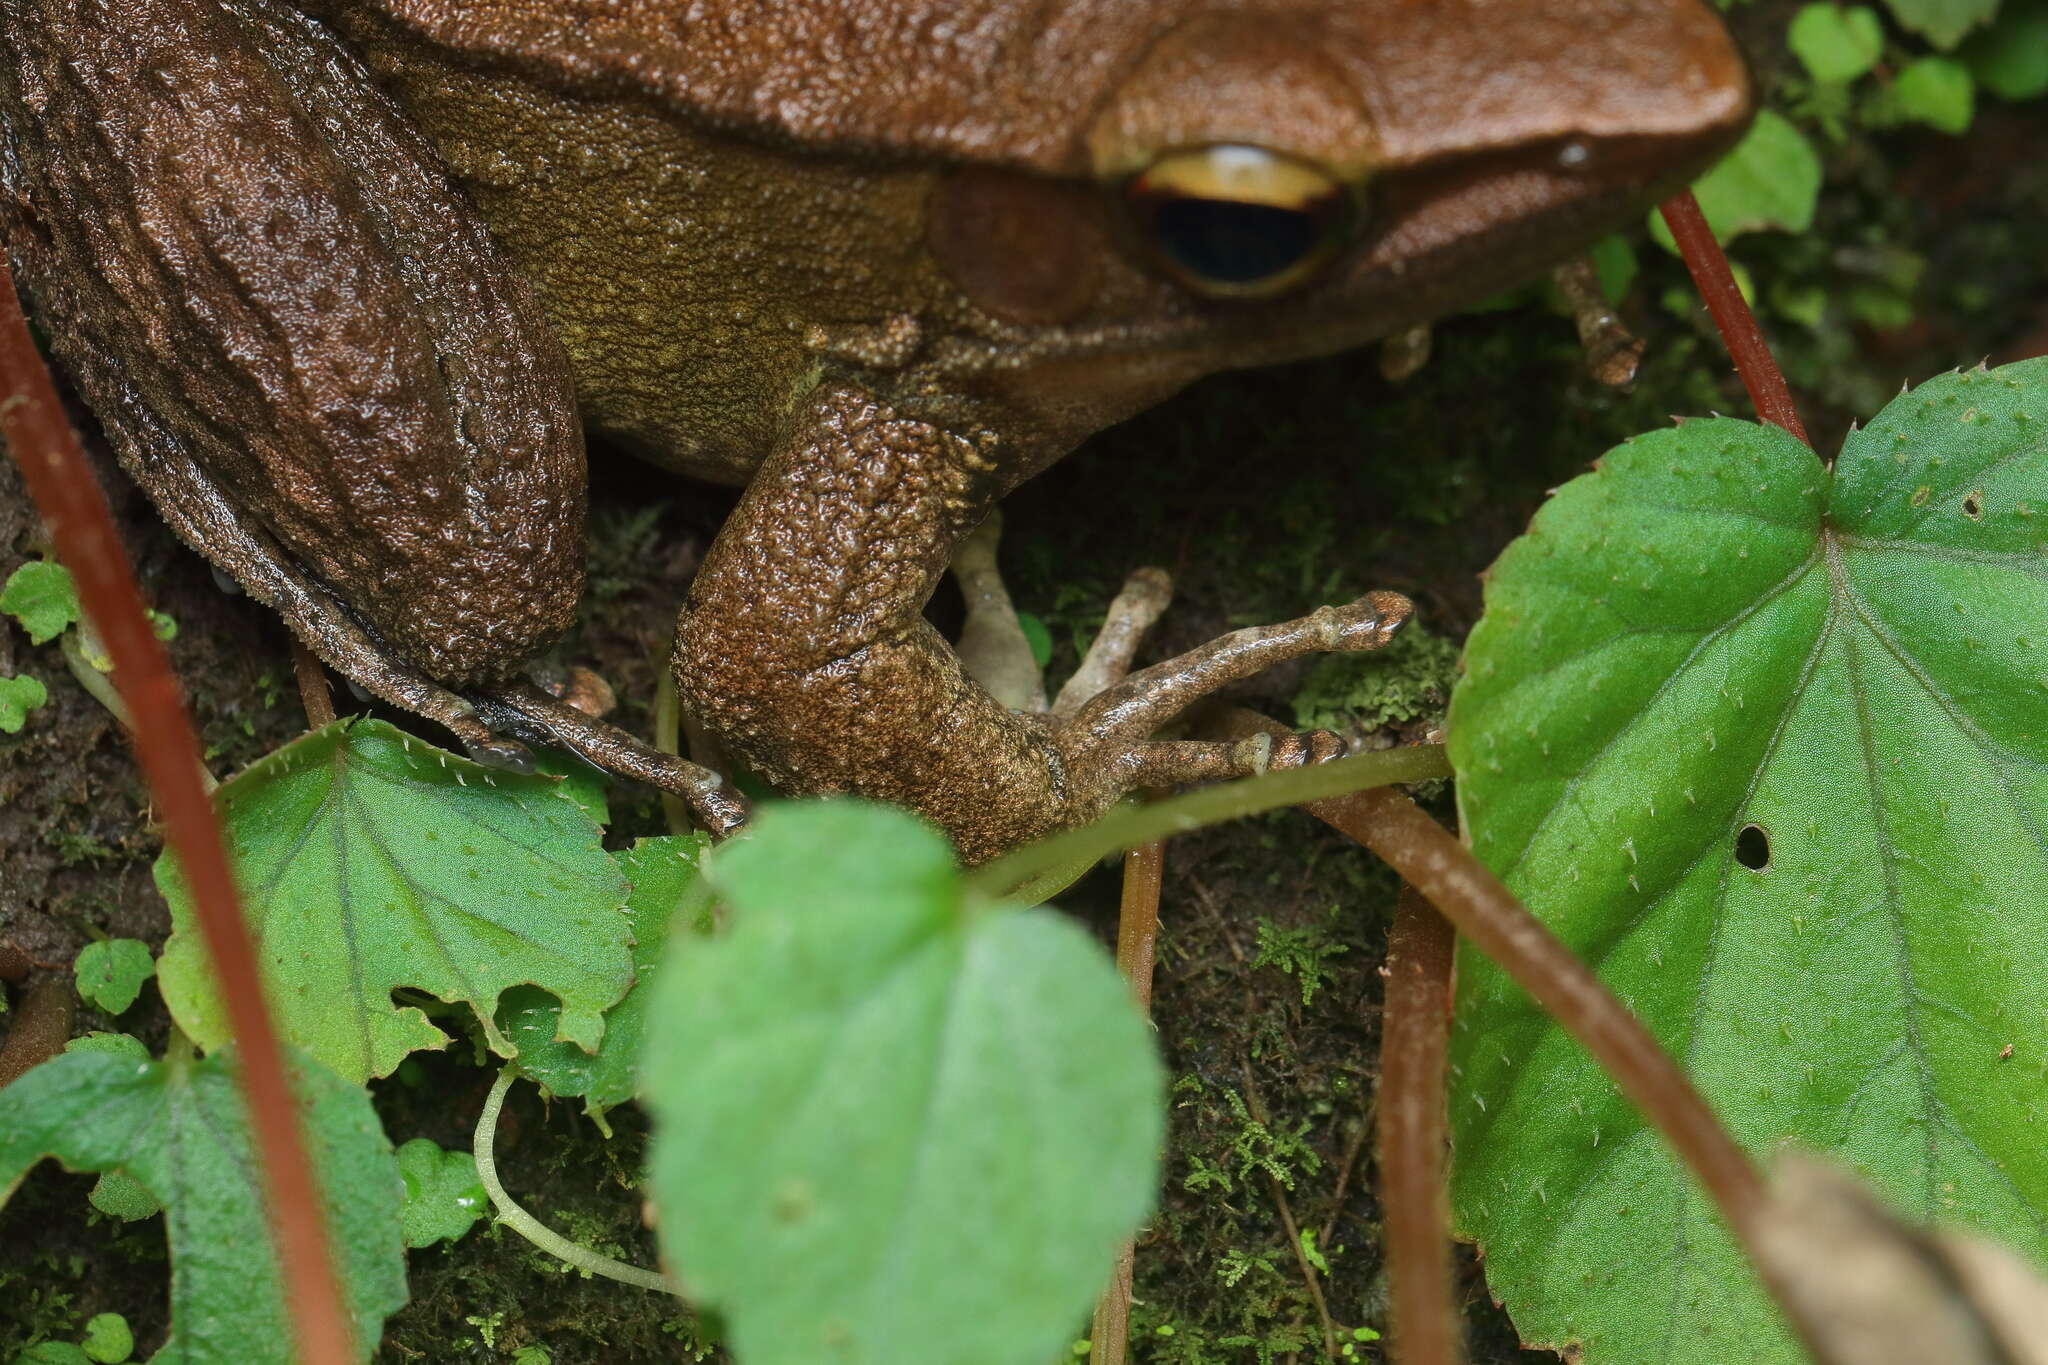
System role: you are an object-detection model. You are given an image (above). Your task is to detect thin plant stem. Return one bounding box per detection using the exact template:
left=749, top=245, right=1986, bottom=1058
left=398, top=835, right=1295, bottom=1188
left=1657, top=191, right=1812, bottom=448
left=59, top=628, right=129, bottom=728
left=473, top=1071, right=676, bottom=1294
left=975, top=745, right=1452, bottom=903
left=0, top=259, right=356, bottom=1365
left=653, top=663, right=693, bottom=837
left=1091, top=835, right=1165, bottom=1365
left=292, top=638, right=336, bottom=729
left=1378, top=886, right=1461, bottom=1365
left=1306, top=788, right=1767, bottom=1233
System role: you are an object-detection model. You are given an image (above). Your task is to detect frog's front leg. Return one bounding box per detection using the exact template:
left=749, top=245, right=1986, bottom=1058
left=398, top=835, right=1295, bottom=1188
left=676, top=386, right=1409, bottom=864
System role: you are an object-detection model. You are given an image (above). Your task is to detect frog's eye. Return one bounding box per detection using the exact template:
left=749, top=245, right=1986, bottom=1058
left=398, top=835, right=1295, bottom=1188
left=1123, top=145, right=1356, bottom=300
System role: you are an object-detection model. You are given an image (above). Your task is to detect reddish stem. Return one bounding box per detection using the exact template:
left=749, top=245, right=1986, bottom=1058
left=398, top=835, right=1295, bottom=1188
left=0, top=262, right=356, bottom=1365
left=1091, top=837, right=1165, bottom=1365
left=1307, top=788, right=1767, bottom=1239
left=1657, top=191, right=1812, bottom=449
left=1377, top=886, right=1461, bottom=1365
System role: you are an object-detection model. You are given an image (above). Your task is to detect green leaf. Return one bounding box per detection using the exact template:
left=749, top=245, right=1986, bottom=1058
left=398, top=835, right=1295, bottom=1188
left=80, top=1314, right=132, bottom=1365
left=60, top=1035, right=163, bottom=1220
left=156, top=718, right=633, bottom=1084
left=1961, top=0, right=2048, bottom=98
left=0, top=562, right=80, bottom=646
left=0, top=1047, right=407, bottom=1363
left=533, top=752, right=609, bottom=826
left=73, top=939, right=155, bottom=1015
left=396, top=1138, right=486, bottom=1248
left=1014, top=611, right=1054, bottom=671
left=1883, top=55, right=1978, bottom=131
left=643, top=801, right=1165, bottom=1365
left=1883, top=0, right=1999, bottom=47
left=1648, top=110, right=1822, bottom=252
left=14, top=1345, right=91, bottom=1365
left=1448, top=359, right=2048, bottom=1363
left=501, top=835, right=712, bottom=1129
left=0, top=673, right=48, bottom=734
left=1789, top=3, right=1886, bottom=82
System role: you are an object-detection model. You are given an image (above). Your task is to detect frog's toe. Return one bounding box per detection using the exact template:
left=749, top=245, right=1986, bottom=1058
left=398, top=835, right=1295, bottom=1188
left=1056, top=590, right=1413, bottom=746
left=1112, top=727, right=1352, bottom=789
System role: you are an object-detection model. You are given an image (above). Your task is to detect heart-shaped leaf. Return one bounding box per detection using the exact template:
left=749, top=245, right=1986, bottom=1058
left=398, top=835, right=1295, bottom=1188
left=0, top=1046, right=406, bottom=1363
left=157, top=718, right=632, bottom=1083
left=643, top=801, right=1164, bottom=1365
left=1448, top=360, right=2048, bottom=1363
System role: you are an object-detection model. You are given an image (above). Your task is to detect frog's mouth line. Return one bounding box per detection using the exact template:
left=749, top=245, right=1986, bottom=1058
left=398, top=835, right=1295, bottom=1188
left=945, top=128, right=1731, bottom=379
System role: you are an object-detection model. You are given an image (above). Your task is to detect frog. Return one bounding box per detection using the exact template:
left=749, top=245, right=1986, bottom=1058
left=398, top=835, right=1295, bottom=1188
left=0, top=0, right=1751, bottom=863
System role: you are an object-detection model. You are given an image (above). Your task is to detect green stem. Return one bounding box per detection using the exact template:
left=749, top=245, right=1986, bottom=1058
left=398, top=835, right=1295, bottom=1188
left=472, top=1070, right=677, bottom=1295
left=972, top=745, right=1452, bottom=903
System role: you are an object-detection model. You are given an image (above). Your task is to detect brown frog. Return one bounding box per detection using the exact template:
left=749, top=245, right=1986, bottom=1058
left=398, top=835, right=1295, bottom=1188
left=0, top=0, right=1750, bottom=862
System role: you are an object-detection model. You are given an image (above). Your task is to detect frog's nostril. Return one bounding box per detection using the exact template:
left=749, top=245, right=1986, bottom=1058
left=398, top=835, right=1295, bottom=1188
left=1122, top=145, right=1357, bottom=300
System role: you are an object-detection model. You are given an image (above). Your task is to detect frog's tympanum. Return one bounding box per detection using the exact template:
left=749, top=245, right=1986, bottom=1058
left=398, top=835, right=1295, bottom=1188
left=0, top=1, right=1750, bottom=862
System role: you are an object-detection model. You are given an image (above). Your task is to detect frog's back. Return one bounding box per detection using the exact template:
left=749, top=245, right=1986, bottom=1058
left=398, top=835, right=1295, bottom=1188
left=331, top=0, right=1744, bottom=177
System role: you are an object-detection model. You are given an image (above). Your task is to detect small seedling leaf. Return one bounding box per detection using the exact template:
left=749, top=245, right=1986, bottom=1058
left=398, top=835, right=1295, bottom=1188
left=0, top=1046, right=406, bottom=1363
left=0, top=673, right=47, bottom=734
left=1789, top=3, right=1886, bottom=83
left=396, top=1138, right=487, bottom=1248
left=1883, top=55, right=1978, bottom=132
left=643, top=801, right=1165, bottom=1365
left=1884, top=0, right=2000, bottom=48
left=156, top=718, right=632, bottom=1083
left=0, top=561, right=80, bottom=645
left=80, top=1313, right=132, bottom=1365
left=73, top=939, right=154, bottom=1015
left=1449, top=359, right=2048, bottom=1363
left=500, top=835, right=712, bottom=1129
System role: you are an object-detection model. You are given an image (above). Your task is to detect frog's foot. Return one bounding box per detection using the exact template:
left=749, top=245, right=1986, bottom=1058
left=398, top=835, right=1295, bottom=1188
left=1045, top=589, right=1413, bottom=796
left=142, top=463, right=749, bottom=833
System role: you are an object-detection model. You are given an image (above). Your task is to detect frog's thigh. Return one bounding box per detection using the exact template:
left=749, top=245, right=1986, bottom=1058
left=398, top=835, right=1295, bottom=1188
left=0, top=0, right=584, bottom=691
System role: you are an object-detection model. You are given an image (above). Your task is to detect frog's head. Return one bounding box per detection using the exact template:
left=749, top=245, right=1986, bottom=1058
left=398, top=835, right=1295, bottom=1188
left=924, top=0, right=1752, bottom=436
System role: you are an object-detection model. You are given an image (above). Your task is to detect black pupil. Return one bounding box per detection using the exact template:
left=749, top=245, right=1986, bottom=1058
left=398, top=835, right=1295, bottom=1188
left=1148, top=196, right=1324, bottom=287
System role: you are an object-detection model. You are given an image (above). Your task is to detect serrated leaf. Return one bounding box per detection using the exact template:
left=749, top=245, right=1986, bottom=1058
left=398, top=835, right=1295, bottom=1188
left=396, top=1138, right=486, bottom=1248
left=643, top=801, right=1165, bottom=1365
left=1790, top=3, right=1886, bottom=82
left=1884, top=0, right=1999, bottom=48
left=156, top=718, right=632, bottom=1084
left=0, top=1046, right=406, bottom=1363
left=73, top=939, right=154, bottom=1015
left=501, top=835, right=711, bottom=1129
left=0, top=673, right=47, bottom=734
left=1448, top=360, right=2048, bottom=1363
left=1649, top=110, right=1821, bottom=252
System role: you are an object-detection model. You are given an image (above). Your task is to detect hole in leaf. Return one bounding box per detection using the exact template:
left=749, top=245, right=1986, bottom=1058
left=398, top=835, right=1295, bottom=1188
left=1962, top=490, right=1984, bottom=519
left=1734, top=823, right=1771, bottom=871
